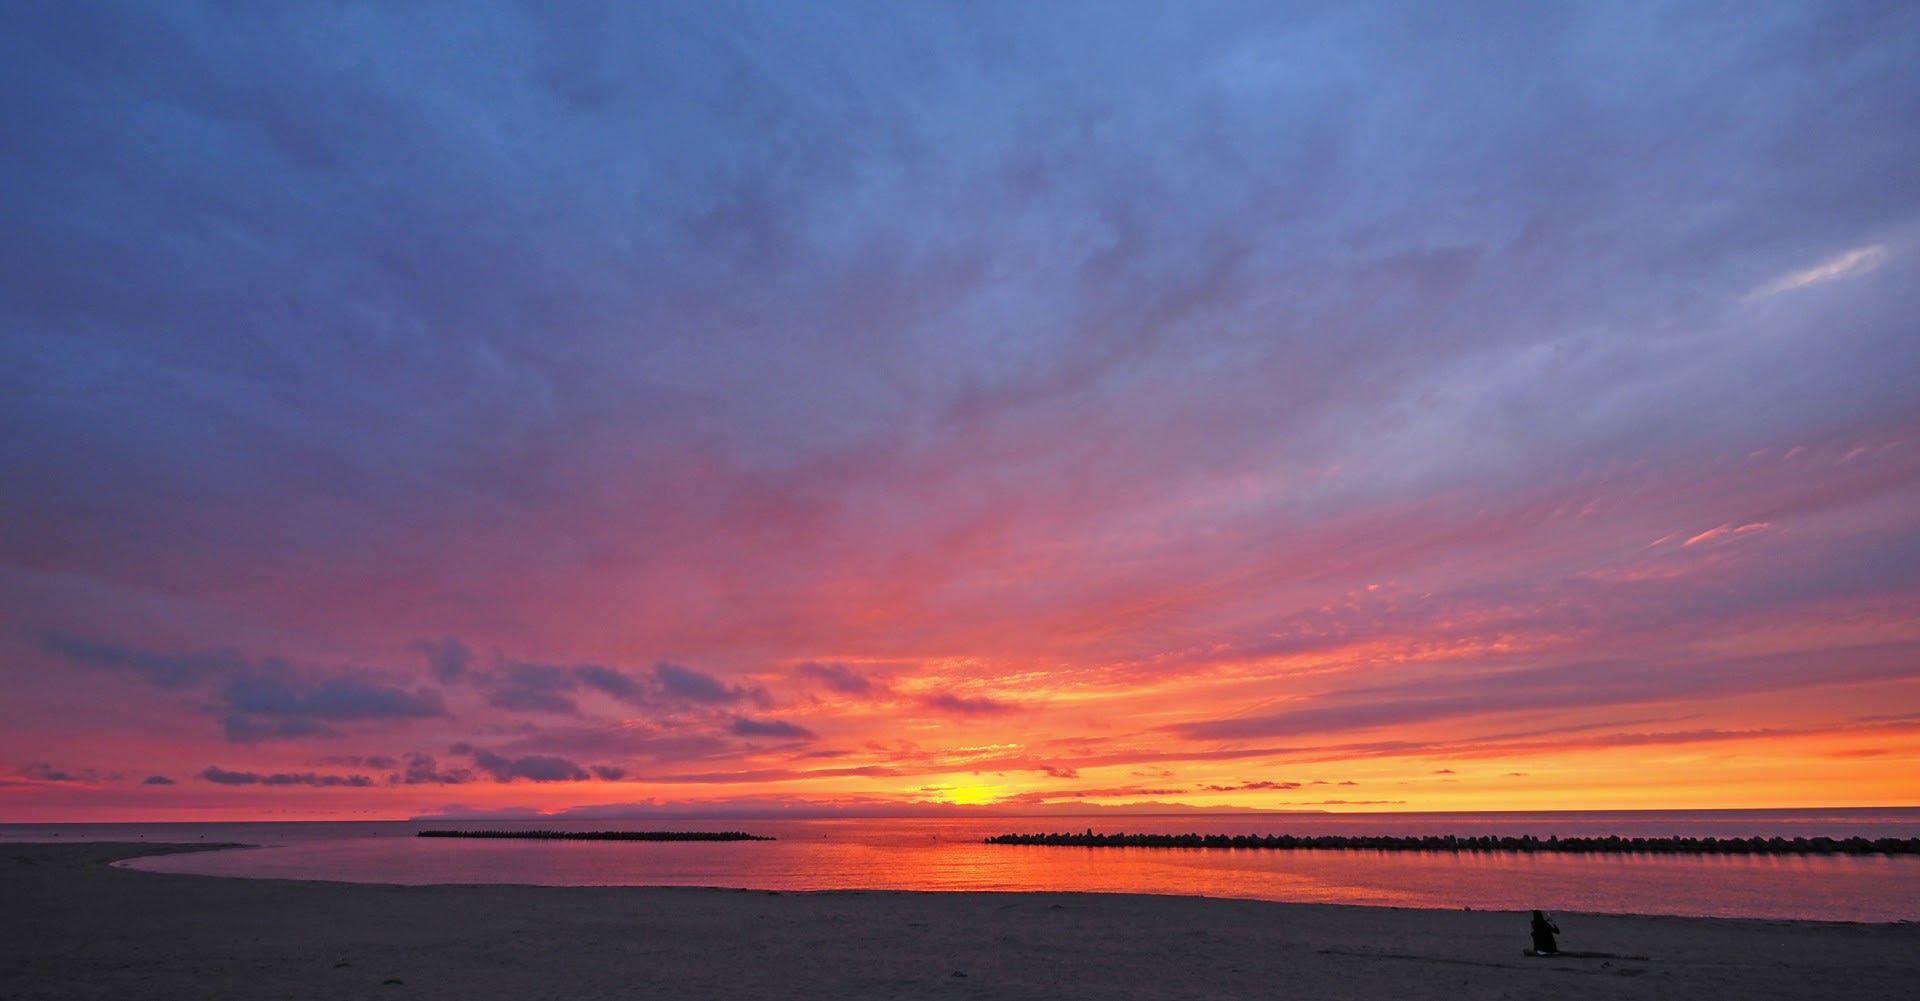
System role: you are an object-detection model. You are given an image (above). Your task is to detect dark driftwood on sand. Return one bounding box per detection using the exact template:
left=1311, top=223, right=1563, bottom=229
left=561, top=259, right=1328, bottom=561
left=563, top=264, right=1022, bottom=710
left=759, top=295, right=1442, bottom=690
left=416, top=830, right=774, bottom=842
left=984, top=832, right=1920, bottom=855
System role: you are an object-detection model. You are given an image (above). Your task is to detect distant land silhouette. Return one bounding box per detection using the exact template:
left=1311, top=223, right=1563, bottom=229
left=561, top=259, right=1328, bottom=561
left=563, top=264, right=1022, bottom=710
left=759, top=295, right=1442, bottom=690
left=418, top=830, right=774, bottom=842
left=985, top=831, right=1920, bottom=855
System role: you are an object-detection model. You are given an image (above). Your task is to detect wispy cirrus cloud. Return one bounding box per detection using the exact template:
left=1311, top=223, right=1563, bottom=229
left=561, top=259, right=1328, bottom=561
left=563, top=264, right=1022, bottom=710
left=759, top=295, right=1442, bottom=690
left=1748, top=244, right=1889, bottom=299
left=1167, top=641, right=1920, bottom=743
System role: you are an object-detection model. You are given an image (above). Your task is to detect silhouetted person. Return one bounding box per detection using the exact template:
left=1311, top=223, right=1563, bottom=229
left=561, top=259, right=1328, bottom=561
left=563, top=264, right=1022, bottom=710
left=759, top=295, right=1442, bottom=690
left=1530, top=910, right=1560, bottom=955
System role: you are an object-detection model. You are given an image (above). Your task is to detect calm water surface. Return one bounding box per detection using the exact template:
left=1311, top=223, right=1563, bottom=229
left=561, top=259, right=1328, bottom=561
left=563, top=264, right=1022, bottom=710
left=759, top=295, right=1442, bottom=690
left=8, top=809, right=1917, bottom=922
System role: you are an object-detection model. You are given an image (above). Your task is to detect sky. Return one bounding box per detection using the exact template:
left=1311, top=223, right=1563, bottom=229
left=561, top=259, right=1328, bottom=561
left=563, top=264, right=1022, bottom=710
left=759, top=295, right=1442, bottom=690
left=3, top=1, right=1918, bottom=822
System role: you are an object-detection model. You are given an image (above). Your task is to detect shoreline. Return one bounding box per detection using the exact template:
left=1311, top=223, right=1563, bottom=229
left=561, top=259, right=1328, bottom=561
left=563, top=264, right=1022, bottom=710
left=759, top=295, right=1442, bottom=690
left=110, top=844, right=1918, bottom=926
left=5, top=843, right=1917, bottom=1000
left=102, top=833, right=1920, bottom=923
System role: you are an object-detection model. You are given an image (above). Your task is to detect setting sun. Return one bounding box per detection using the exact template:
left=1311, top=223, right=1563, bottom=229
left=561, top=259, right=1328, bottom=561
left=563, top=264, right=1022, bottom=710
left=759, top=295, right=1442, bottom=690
left=931, top=784, right=1008, bottom=807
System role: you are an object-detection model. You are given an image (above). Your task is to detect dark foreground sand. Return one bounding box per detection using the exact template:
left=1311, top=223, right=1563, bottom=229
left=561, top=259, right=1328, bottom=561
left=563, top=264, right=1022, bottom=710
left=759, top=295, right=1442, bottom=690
left=3, top=844, right=1915, bottom=1000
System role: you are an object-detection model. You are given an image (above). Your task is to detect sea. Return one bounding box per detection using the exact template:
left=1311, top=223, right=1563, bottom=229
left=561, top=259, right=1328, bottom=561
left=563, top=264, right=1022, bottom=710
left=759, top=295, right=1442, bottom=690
left=6, top=808, right=1917, bottom=923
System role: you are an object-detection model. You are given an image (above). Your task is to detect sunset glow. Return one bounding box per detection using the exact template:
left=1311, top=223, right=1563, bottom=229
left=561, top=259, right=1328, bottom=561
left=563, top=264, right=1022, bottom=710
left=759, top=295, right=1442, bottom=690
left=3, top=3, right=1917, bottom=823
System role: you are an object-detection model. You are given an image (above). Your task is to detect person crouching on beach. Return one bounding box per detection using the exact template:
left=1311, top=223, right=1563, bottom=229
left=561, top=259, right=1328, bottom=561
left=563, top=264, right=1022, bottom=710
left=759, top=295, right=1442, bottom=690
left=1530, top=910, right=1560, bottom=955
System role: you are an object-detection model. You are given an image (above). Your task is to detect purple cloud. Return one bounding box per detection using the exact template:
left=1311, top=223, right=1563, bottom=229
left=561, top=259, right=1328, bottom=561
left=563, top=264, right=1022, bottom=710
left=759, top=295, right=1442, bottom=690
left=223, top=673, right=444, bottom=721
left=467, top=656, right=772, bottom=721
left=15, top=763, right=97, bottom=783
left=487, top=665, right=582, bottom=715
left=40, top=632, right=248, bottom=691
left=466, top=752, right=588, bottom=784
left=730, top=717, right=817, bottom=740
left=413, top=638, right=473, bottom=683
left=575, top=664, right=644, bottom=701
left=201, top=766, right=373, bottom=787
left=451, top=744, right=612, bottom=784
left=222, top=716, right=337, bottom=744
left=796, top=662, right=884, bottom=696
left=398, top=753, right=472, bottom=786
left=43, top=634, right=446, bottom=744
left=655, top=663, right=760, bottom=705
left=922, top=693, right=1019, bottom=716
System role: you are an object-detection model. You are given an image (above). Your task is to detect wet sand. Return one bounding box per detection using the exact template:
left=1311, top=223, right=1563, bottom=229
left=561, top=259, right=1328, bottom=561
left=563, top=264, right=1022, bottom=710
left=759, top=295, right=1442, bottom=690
left=3, top=842, right=1915, bottom=1000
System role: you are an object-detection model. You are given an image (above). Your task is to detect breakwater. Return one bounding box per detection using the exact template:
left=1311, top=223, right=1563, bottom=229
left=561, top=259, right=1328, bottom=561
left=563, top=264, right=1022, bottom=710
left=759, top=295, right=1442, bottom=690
left=417, top=830, right=774, bottom=841
left=984, top=831, right=1920, bottom=855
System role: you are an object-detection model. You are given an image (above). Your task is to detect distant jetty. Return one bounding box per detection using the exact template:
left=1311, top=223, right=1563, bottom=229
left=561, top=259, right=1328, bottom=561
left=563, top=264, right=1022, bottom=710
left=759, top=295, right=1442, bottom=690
left=417, top=830, right=774, bottom=842
left=984, top=832, right=1920, bottom=855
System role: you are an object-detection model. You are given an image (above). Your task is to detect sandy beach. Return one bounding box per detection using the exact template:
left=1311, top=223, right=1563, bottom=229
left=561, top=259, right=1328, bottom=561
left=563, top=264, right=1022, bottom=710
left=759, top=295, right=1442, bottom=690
left=4, top=843, right=1915, bottom=1000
